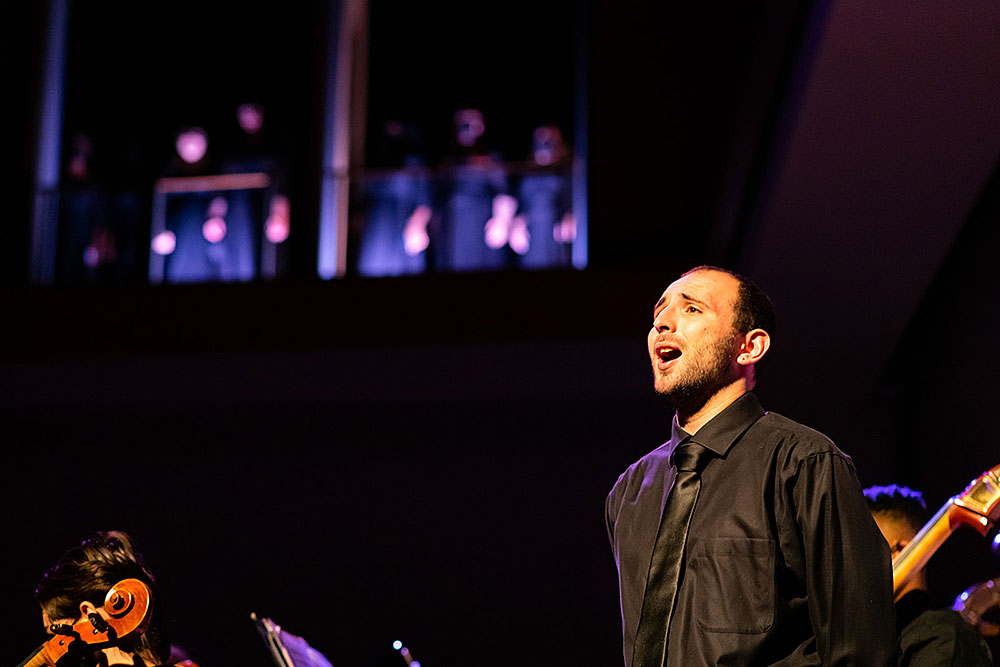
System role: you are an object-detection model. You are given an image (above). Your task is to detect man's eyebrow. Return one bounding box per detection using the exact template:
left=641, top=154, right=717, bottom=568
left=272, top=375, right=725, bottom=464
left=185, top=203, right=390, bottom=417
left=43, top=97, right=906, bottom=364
left=654, top=292, right=711, bottom=313
left=680, top=292, right=709, bottom=307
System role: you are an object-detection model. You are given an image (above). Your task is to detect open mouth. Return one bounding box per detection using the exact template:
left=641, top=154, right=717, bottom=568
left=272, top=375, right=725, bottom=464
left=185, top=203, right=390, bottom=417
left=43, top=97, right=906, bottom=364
left=656, top=346, right=682, bottom=364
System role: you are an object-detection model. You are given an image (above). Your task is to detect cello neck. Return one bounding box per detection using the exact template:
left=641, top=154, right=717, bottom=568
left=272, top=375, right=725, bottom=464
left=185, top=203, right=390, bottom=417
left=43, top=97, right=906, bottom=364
left=15, top=646, right=51, bottom=667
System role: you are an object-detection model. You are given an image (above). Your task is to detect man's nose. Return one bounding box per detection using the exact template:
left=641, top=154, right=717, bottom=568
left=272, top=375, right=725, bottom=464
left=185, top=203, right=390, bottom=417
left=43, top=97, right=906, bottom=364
left=653, top=306, right=675, bottom=332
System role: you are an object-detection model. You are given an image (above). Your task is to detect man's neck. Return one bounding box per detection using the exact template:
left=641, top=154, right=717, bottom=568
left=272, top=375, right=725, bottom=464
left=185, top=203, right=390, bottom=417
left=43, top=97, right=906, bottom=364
left=676, top=379, right=752, bottom=434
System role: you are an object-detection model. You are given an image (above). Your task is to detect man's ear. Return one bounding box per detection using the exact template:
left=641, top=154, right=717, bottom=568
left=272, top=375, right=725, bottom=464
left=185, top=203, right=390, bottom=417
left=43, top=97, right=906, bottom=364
left=79, top=601, right=99, bottom=618
left=737, top=329, right=770, bottom=366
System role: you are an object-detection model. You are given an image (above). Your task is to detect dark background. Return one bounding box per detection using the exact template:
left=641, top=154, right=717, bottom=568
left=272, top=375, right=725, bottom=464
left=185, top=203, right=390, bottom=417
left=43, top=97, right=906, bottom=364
left=3, top=1, right=1000, bottom=665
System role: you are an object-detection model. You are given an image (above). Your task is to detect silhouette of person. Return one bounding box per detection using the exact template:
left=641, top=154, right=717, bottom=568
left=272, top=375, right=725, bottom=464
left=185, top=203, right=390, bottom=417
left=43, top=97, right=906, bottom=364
left=437, top=108, right=515, bottom=272
left=57, top=130, right=112, bottom=284
left=509, top=125, right=575, bottom=269
left=160, top=125, right=256, bottom=283
left=356, top=119, right=432, bottom=276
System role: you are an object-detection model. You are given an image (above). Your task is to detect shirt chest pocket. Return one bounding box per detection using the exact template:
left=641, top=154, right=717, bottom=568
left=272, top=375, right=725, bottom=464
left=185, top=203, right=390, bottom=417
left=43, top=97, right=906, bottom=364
left=688, top=537, right=775, bottom=634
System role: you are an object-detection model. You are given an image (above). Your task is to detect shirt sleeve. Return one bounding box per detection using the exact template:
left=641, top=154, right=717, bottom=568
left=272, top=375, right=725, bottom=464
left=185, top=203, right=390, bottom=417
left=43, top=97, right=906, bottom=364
left=606, top=473, right=625, bottom=555
left=792, top=451, right=897, bottom=666
left=606, top=492, right=616, bottom=551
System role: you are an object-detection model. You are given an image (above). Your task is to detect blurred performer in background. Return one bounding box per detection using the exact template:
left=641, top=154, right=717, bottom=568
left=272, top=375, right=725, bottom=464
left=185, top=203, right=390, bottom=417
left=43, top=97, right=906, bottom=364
left=34, top=530, right=195, bottom=667
left=58, top=129, right=111, bottom=285
left=437, top=108, right=515, bottom=272
left=509, top=125, right=575, bottom=269
left=162, top=125, right=256, bottom=284
left=356, top=118, right=433, bottom=277
left=864, top=485, right=993, bottom=666
left=223, top=101, right=290, bottom=279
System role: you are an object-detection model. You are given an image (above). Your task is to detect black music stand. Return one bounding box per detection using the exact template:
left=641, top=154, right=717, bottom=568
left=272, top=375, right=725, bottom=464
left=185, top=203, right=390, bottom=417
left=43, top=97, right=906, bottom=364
left=251, top=612, right=335, bottom=667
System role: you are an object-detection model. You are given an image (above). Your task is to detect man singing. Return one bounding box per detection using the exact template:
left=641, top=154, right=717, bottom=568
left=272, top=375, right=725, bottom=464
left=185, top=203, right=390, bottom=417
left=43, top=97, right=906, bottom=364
left=606, top=265, right=896, bottom=665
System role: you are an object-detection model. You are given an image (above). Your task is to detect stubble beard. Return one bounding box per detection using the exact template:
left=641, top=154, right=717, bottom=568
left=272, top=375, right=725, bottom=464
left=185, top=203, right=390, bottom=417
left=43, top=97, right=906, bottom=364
left=654, top=331, right=742, bottom=413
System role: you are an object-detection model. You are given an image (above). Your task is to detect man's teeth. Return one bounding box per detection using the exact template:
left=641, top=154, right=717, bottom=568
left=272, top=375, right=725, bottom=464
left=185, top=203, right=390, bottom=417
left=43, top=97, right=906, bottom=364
left=660, top=348, right=681, bottom=361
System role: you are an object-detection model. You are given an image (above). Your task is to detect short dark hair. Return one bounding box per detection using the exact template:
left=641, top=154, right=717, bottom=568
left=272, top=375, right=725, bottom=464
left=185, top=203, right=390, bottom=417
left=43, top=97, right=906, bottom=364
left=35, top=530, right=170, bottom=663
left=684, top=265, right=776, bottom=337
left=863, top=484, right=930, bottom=535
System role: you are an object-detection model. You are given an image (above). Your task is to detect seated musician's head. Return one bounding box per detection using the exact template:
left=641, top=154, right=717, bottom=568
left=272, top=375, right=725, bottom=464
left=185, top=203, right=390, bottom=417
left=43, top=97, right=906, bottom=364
left=864, top=484, right=932, bottom=594
left=35, top=530, right=171, bottom=666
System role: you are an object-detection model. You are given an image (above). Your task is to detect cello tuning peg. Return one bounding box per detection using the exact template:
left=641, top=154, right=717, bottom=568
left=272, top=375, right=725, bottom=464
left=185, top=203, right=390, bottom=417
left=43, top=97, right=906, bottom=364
left=49, top=623, right=75, bottom=636
left=88, top=613, right=110, bottom=634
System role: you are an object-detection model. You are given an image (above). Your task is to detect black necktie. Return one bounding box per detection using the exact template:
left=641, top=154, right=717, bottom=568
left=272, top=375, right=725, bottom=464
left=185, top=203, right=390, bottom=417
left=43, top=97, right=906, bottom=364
left=633, top=441, right=713, bottom=667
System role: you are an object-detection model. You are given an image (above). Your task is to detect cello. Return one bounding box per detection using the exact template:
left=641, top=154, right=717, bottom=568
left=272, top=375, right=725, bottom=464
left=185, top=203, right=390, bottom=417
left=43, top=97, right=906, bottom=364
left=17, top=578, right=152, bottom=667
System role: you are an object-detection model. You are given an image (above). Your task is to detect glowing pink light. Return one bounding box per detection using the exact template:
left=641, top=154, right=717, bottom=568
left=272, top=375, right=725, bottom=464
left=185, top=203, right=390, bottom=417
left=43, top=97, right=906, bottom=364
left=202, top=217, right=227, bottom=243
left=151, top=230, right=177, bottom=255
left=176, top=127, right=208, bottom=164
left=509, top=217, right=529, bottom=255
left=485, top=194, right=517, bottom=248
left=403, top=204, right=431, bottom=256
left=264, top=195, right=290, bottom=244
left=237, top=103, right=265, bottom=134
left=265, top=219, right=289, bottom=244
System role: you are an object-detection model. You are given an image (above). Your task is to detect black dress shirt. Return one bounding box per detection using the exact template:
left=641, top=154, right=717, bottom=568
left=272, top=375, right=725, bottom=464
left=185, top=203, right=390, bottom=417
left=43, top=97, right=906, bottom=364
left=606, top=392, right=896, bottom=666
left=896, top=590, right=993, bottom=666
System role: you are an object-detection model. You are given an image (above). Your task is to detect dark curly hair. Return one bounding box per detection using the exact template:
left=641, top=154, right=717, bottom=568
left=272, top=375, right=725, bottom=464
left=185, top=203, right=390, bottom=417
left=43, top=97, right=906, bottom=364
left=35, top=530, right=170, bottom=665
left=863, top=484, right=931, bottom=535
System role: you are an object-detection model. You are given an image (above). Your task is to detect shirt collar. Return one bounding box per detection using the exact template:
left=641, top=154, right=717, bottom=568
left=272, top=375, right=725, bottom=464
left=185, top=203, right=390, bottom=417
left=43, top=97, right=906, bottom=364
left=669, top=391, right=766, bottom=458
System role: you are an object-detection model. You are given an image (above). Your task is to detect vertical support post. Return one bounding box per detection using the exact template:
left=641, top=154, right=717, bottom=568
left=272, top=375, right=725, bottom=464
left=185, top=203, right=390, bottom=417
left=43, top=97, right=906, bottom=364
left=317, top=0, right=369, bottom=279
left=571, top=0, right=589, bottom=270
left=31, top=0, right=70, bottom=284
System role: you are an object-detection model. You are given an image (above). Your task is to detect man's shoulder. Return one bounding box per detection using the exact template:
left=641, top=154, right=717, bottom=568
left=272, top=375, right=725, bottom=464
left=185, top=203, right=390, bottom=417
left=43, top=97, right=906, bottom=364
left=612, top=442, right=671, bottom=485
left=606, top=441, right=673, bottom=507
left=751, top=410, right=850, bottom=462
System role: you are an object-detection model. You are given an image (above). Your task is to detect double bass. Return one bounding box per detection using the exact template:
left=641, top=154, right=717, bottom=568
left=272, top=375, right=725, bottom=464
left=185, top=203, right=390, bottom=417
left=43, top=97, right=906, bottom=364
left=892, top=464, right=1000, bottom=600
